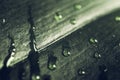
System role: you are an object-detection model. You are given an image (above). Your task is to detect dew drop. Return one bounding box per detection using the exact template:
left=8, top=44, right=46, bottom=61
left=32, top=74, right=41, bottom=80
left=78, top=69, right=86, bottom=75
left=62, top=40, right=71, bottom=57
left=36, top=75, right=40, bottom=80
left=119, top=43, right=120, bottom=47
left=89, top=38, right=98, bottom=44
left=22, top=72, right=26, bottom=76
left=11, top=52, right=16, bottom=57
left=99, top=65, right=108, bottom=72
left=12, top=48, right=16, bottom=52
left=62, top=48, right=71, bottom=57
left=74, top=4, right=82, bottom=10
left=2, top=18, right=6, bottom=24
left=54, top=12, right=63, bottom=21
left=33, top=26, right=36, bottom=31
left=48, top=54, right=57, bottom=70
left=12, top=43, right=15, bottom=46
left=115, top=16, right=120, bottom=21
left=112, top=34, right=116, bottom=38
left=94, top=52, right=101, bottom=59
left=70, top=18, right=76, bottom=25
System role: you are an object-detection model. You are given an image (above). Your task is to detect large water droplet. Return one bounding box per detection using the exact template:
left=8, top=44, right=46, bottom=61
left=74, top=4, right=82, bottom=10
left=48, top=54, right=57, bottom=70
left=115, top=16, right=120, bottom=21
left=54, top=12, right=63, bottom=21
left=70, top=18, right=76, bottom=25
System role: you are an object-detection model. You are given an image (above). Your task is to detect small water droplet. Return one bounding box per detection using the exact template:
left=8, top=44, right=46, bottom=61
left=32, top=74, right=41, bottom=80
left=22, top=72, right=26, bottom=76
left=33, top=26, right=36, bottom=31
left=115, top=16, right=120, bottom=21
left=12, top=48, right=16, bottom=52
left=54, top=12, right=63, bottom=21
left=74, top=4, right=82, bottom=10
left=78, top=69, right=86, bottom=75
left=62, top=48, right=71, bottom=57
left=99, top=65, right=108, bottom=72
left=11, top=52, right=16, bottom=57
left=112, top=34, right=116, bottom=38
left=48, top=54, right=57, bottom=70
left=36, top=75, right=40, bottom=80
left=70, top=18, right=76, bottom=25
left=118, top=43, right=120, bottom=46
left=2, top=18, right=6, bottom=24
left=94, top=52, right=101, bottom=59
left=89, top=38, right=98, bottom=44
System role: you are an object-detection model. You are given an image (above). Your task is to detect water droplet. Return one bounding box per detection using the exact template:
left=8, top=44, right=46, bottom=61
left=11, top=52, right=16, bottom=57
left=112, top=34, right=116, bottom=38
left=78, top=69, right=86, bottom=75
left=89, top=38, right=98, bottom=44
left=32, top=74, right=41, bottom=80
left=36, top=75, right=40, bottom=80
left=2, top=18, right=6, bottom=24
left=22, top=72, right=26, bottom=76
left=12, top=48, right=16, bottom=52
left=48, top=54, right=57, bottom=70
left=118, top=43, right=120, bottom=46
left=74, top=4, right=82, bottom=10
left=33, top=26, right=36, bottom=31
left=12, top=43, right=15, bottom=46
left=70, top=18, right=76, bottom=25
left=94, top=52, right=101, bottom=59
left=115, top=16, right=120, bottom=21
left=54, top=12, right=63, bottom=21
left=99, top=65, right=108, bottom=72
left=62, top=48, right=71, bottom=57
